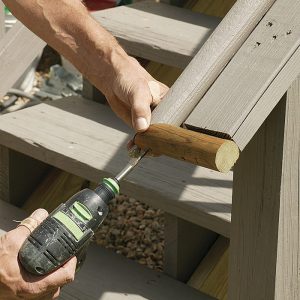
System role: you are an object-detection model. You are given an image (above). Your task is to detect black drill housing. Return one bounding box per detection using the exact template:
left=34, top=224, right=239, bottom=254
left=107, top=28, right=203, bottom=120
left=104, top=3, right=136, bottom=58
left=19, top=182, right=117, bottom=275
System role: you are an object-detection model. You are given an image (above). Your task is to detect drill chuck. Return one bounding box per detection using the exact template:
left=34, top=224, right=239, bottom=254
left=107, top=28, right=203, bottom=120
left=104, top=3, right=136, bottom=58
left=19, top=178, right=119, bottom=275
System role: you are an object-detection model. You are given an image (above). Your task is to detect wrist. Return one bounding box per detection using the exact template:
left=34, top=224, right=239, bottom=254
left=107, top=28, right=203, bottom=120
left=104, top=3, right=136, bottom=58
left=79, top=19, right=130, bottom=95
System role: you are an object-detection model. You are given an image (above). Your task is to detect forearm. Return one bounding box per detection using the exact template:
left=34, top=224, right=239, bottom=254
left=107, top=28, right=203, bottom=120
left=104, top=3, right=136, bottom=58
left=3, top=0, right=128, bottom=93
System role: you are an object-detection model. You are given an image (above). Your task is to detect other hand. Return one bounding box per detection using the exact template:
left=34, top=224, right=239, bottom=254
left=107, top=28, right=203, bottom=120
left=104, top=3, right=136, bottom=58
left=102, top=55, right=169, bottom=132
left=0, top=209, right=77, bottom=300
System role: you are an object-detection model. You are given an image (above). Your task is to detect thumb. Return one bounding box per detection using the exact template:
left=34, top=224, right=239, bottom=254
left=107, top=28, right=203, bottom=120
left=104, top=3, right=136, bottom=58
left=131, top=80, right=153, bottom=132
left=15, top=209, right=49, bottom=242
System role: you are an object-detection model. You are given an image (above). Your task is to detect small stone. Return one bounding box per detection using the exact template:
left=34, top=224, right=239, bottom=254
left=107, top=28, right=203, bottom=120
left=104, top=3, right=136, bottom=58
left=138, top=258, right=146, bottom=265
left=136, top=205, right=144, bottom=212
left=129, top=198, right=136, bottom=204
left=111, top=229, right=120, bottom=236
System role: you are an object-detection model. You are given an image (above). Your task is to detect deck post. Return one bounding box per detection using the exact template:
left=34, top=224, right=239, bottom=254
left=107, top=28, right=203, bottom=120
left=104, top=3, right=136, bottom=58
left=229, top=77, right=300, bottom=299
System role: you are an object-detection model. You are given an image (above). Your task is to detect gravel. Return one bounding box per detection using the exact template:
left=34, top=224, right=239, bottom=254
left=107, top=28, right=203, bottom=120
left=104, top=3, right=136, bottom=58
left=95, top=194, right=165, bottom=271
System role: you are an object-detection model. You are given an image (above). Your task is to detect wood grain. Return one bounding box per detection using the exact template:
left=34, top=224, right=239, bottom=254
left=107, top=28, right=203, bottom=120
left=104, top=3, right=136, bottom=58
left=135, top=124, right=239, bottom=173
left=150, top=0, right=275, bottom=126
left=0, top=96, right=233, bottom=237
left=0, top=22, right=45, bottom=98
left=186, top=0, right=300, bottom=150
left=229, top=78, right=300, bottom=298
left=0, top=2, right=4, bottom=38
left=274, top=78, right=300, bottom=299
left=188, top=236, right=229, bottom=300
left=92, top=1, right=219, bottom=68
left=61, top=244, right=214, bottom=300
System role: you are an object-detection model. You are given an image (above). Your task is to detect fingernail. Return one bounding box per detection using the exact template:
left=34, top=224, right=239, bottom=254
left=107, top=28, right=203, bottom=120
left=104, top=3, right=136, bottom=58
left=135, top=117, right=148, bottom=131
left=31, top=208, right=48, bottom=221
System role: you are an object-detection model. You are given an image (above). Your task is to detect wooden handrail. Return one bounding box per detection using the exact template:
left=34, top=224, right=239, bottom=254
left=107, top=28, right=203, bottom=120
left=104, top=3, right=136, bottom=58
left=135, top=124, right=239, bottom=173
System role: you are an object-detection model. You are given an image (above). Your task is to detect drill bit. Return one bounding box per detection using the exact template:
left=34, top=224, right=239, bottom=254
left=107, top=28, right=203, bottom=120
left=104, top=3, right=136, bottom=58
left=114, top=147, right=148, bottom=182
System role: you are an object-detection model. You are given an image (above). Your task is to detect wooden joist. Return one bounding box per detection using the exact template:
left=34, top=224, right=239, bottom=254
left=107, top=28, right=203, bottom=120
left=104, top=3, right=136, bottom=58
left=0, top=96, right=232, bottom=237
left=0, top=22, right=45, bottom=98
left=92, top=1, right=220, bottom=68
left=186, top=0, right=300, bottom=150
left=188, top=0, right=237, bottom=17
left=23, top=169, right=86, bottom=214
left=0, top=200, right=213, bottom=300
left=150, top=0, right=275, bottom=126
left=188, top=236, right=229, bottom=300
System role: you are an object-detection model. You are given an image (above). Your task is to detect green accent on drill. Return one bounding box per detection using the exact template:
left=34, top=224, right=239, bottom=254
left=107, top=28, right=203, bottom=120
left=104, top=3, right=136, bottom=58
left=103, top=178, right=119, bottom=195
left=4, top=7, right=10, bottom=14
left=71, top=201, right=93, bottom=223
left=53, top=211, right=84, bottom=241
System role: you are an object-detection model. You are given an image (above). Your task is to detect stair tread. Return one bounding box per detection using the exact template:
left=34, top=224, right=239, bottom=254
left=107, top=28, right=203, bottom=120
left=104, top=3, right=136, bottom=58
left=0, top=96, right=232, bottom=237
left=92, top=1, right=220, bottom=68
left=0, top=200, right=213, bottom=300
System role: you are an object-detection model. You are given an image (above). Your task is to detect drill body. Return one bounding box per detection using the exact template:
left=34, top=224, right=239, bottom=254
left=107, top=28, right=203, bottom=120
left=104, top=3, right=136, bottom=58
left=19, top=178, right=119, bottom=276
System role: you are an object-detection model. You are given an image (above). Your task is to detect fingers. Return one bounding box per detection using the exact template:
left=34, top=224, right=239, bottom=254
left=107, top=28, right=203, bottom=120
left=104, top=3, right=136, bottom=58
left=107, top=94, right=132, bottom=128
left=130, top=81, right=153, bottom=132
left=131, top=80, right=169, bottom=132
left=33, top=288, right=60, bottom=300
left=148, top=80, right=169, bottom=106
left=13, top=209, right=48, bottom=245
left=40, top=257, right=77, bottom=290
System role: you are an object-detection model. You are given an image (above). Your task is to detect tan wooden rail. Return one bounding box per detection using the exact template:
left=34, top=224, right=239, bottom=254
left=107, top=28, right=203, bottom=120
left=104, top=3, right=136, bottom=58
left=135, top=124, right=239, bottom=173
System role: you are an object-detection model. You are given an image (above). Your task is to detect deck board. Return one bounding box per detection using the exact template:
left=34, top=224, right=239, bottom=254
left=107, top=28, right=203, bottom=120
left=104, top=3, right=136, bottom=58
left=0, top=22, right=45, bottom=98
left=0, top=97, right=232, bottom=237
left=92, top=1, right=220, bottom=68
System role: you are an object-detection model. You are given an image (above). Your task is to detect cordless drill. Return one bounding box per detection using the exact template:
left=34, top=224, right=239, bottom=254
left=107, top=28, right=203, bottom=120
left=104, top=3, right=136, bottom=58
left=19, top=149, right=146, bottom=276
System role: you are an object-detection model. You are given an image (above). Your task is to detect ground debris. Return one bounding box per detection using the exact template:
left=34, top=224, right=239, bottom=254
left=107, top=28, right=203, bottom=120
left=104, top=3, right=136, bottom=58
left=95, top=194, right=165, bottom=271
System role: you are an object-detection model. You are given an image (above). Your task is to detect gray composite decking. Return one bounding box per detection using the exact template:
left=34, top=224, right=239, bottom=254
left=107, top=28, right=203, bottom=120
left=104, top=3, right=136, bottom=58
left=185, top=0, right=300, bottom=150
left=0, top=97, right=232, bottom=237
left=92, top=1, right=220, bottom=68
left=150, top=0, right=275, bottom=126
left=0, top=22, right=45, bottom=98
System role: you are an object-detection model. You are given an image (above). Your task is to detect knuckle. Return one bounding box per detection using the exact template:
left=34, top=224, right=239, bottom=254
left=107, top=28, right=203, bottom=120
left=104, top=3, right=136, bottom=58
left=64, top=268, right=75, bottom=283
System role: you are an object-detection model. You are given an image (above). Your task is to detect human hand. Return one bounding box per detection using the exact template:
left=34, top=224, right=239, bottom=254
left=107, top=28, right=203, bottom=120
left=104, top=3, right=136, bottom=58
left=0, top=209, right=77, bottom=300
left=102, top=55, right=169, bottom=132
